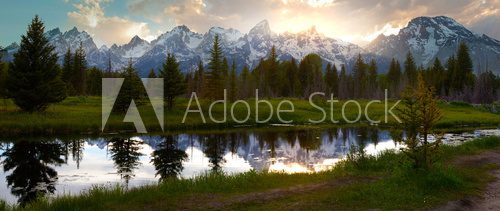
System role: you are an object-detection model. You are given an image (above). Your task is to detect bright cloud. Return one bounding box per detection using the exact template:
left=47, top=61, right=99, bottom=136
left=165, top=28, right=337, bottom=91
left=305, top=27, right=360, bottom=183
left=59, top=0, right=500, bottom=47
left=67, top=0, right=156, bottom=46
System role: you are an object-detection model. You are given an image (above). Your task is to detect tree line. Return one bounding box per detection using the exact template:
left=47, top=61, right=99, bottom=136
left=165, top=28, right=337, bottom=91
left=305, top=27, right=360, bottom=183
left=186, top=36, right=499, bottom=104
left=1, top=16, right=498, bottom=112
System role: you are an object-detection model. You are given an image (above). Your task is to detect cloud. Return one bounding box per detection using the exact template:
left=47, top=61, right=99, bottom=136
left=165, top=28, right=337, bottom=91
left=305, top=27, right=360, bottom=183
left=121, top=0, right=500, bottom=45
left=67, top=0, right=156, bottom=46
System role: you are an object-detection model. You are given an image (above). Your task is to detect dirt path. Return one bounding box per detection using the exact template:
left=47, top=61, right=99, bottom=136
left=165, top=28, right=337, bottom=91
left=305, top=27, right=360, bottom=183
left=175, top=176, right=378, bottom=210
left=437, top=149, right=500, bottom=210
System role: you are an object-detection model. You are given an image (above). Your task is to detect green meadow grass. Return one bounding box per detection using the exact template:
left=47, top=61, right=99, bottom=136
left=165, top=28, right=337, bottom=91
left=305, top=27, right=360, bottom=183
left=4, top=136, right=498, bottom=210
left=0, top=97, right=498, bottom=135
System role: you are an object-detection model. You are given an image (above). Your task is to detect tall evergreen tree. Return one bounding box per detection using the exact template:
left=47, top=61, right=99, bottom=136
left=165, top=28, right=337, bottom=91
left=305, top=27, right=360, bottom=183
left=430, top=58, right=445, bottom=95
left=404, top=52, right=418, bottom=88
left=239, top=65, right=251, bottom=98
left=325, top=63, right=334, bottom=95
left=159, top=53, right=186, bottom=110
left=338, top=64, right=349, bottom=99
left=114, top=60, right=143, bottom=112
left=284, top=58, right=300, bottom=97
left=73, top=43, right=87, bottom=95
left=455, top=42, right=475, bottom=92
left=148, top=69, right=157, bottom=78
left=367, top=59, right=378, bottom=98
left=61, top=48, right=74, bottom=93
left=194, top=60, right=204, bottom=94
left=222, top=57, right=229, bottom=88
left=352, top=54, right=366, bottom=98
left=0, top=51, right=7, bottom=100
left=267, top=46, right=280, bottom=96
left=387, top=58, right=401, bottom=97
left=472, top=71, right=496, bottom=104
left=229, top=60, right=237, bottom=102
left=7, top=16, right=67, bottom=112
left=86, top=67, right=103, bottom=96
left=204, top=35, right=224, bottom=99
left=445, top=55, right=456, bottom=96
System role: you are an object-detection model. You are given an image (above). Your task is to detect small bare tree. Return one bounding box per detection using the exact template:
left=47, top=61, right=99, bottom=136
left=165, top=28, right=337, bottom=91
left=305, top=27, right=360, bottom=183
left=397, top=73, right=443, bottom=170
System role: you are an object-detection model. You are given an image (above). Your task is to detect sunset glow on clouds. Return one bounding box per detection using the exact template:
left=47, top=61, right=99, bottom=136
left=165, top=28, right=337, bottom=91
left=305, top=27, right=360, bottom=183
left=0, top=0, right=498, bottom=47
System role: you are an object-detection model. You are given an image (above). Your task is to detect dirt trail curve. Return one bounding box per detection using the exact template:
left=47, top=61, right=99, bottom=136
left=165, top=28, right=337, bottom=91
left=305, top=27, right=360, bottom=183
left=176, top=177, right=378, bottom=210
left=436, top=149, right=500, bottom=211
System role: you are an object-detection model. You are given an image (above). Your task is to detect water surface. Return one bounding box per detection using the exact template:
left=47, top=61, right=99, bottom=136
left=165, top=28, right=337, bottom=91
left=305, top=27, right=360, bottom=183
left=0, top=127, right=498, bottom=205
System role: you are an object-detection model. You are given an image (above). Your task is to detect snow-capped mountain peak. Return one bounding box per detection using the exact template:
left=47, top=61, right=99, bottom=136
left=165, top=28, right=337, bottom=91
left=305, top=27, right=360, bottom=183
left=367, top=16, right=500, bottom=73
left=3, top=16, right=498, bottom=75
left=250, top=20, right=272, bottom=36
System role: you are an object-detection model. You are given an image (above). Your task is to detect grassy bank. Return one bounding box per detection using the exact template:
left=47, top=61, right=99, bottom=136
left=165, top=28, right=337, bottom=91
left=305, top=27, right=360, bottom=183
left=2, top=136, right=498, bottom=210
left=0, top=97, right=498, bottom=136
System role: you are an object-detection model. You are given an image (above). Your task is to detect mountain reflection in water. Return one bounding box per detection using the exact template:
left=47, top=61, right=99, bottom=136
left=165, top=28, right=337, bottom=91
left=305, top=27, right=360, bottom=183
left=0, top=127, right=497, bottom=205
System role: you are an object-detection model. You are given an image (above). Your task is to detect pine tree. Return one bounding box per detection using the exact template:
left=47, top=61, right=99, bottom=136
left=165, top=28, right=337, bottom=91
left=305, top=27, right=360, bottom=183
left=239, top=65, right=252, bottom=98
left=404, top=52, right=417, bottom=88
left=160, top=53, right=186, bottom=110
left=0, top=50, right=7, bottom=100
left=325, top=63, right=334, bottom=95
left=430, top=58, right=445, bottom=95
left=298, top=54, right=322, bottom=97
left=397, top=73, right=442, bottom=170
left=352, top=54, right=366, bottom=98
left=194, top=60, right=204, bottom=94
left=267, top=46, right=280, bottom=96
left=229, top=60, right=237, bottom=102
left=61, top=48, right=74, bottom=94
left=338, top=64, right=349, bottom=99
left=283, top=58, right=300, bottom=97
left=148, top=69, right=157, bottom=78
left=106, top=55, right=112, bottom=74
left=73, top=43, right=87, bottom=95
left=455, top=42, right=475, bottom=92
left=7, top=16, right=67, bottom=112
left=204, top=35, right=224, bottom=99
left=367, top=59, right=378, bottom=98
left=114, top=60, right=143, bottom=112
left=222, top=57, right=229, bottom=88
left=387, top=58, right=401, bottom=97
left=472, top=71, right=496, bottom=104
left=86, top=67, right=103, bottom=96
left=445, top=55, right=456, bottom=96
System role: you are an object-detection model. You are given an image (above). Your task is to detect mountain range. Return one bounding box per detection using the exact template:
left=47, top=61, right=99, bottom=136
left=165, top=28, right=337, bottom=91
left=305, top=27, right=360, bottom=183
left=1, top=16, right=499, bottom=76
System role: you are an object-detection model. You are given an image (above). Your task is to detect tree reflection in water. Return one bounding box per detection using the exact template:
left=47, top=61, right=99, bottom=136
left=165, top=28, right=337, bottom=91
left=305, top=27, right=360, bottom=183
left=0, top=140, right=64, bottom=206
left=108, top=137, right=143, bottom=188
left=151, top=135, right=188, bottom=181
left=202, top=135, right=227, bottom=173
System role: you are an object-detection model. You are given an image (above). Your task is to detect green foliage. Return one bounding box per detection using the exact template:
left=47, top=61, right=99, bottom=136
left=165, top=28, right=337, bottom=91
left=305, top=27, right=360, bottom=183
left=298, top=53, right=323, bottom=96
left=204, top=35, right=224, bottom=100
left=404, top=52, right=418, bottom=88
left=72, top=43, right=87, bottom=95
left=229, top=60, right=237, bottom=102
left=147, top=69, right=157, bottom=78
left=352, top=54, right=367, bottom=98
left=86, top=67, right=103, bottom=96
left=0, top=57, right=8, bottom=99
left=159, top=53, right=186, bottom=110
left=397, top=73, right=443, bottom=170
left=7, top=16, right=67, bottom=112
left=113, top=61, right=144, bottom=113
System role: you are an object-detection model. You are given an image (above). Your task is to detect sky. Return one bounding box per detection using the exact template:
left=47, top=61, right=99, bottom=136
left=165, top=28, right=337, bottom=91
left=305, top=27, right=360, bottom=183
left=0, top=0, right=498, bottom=47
